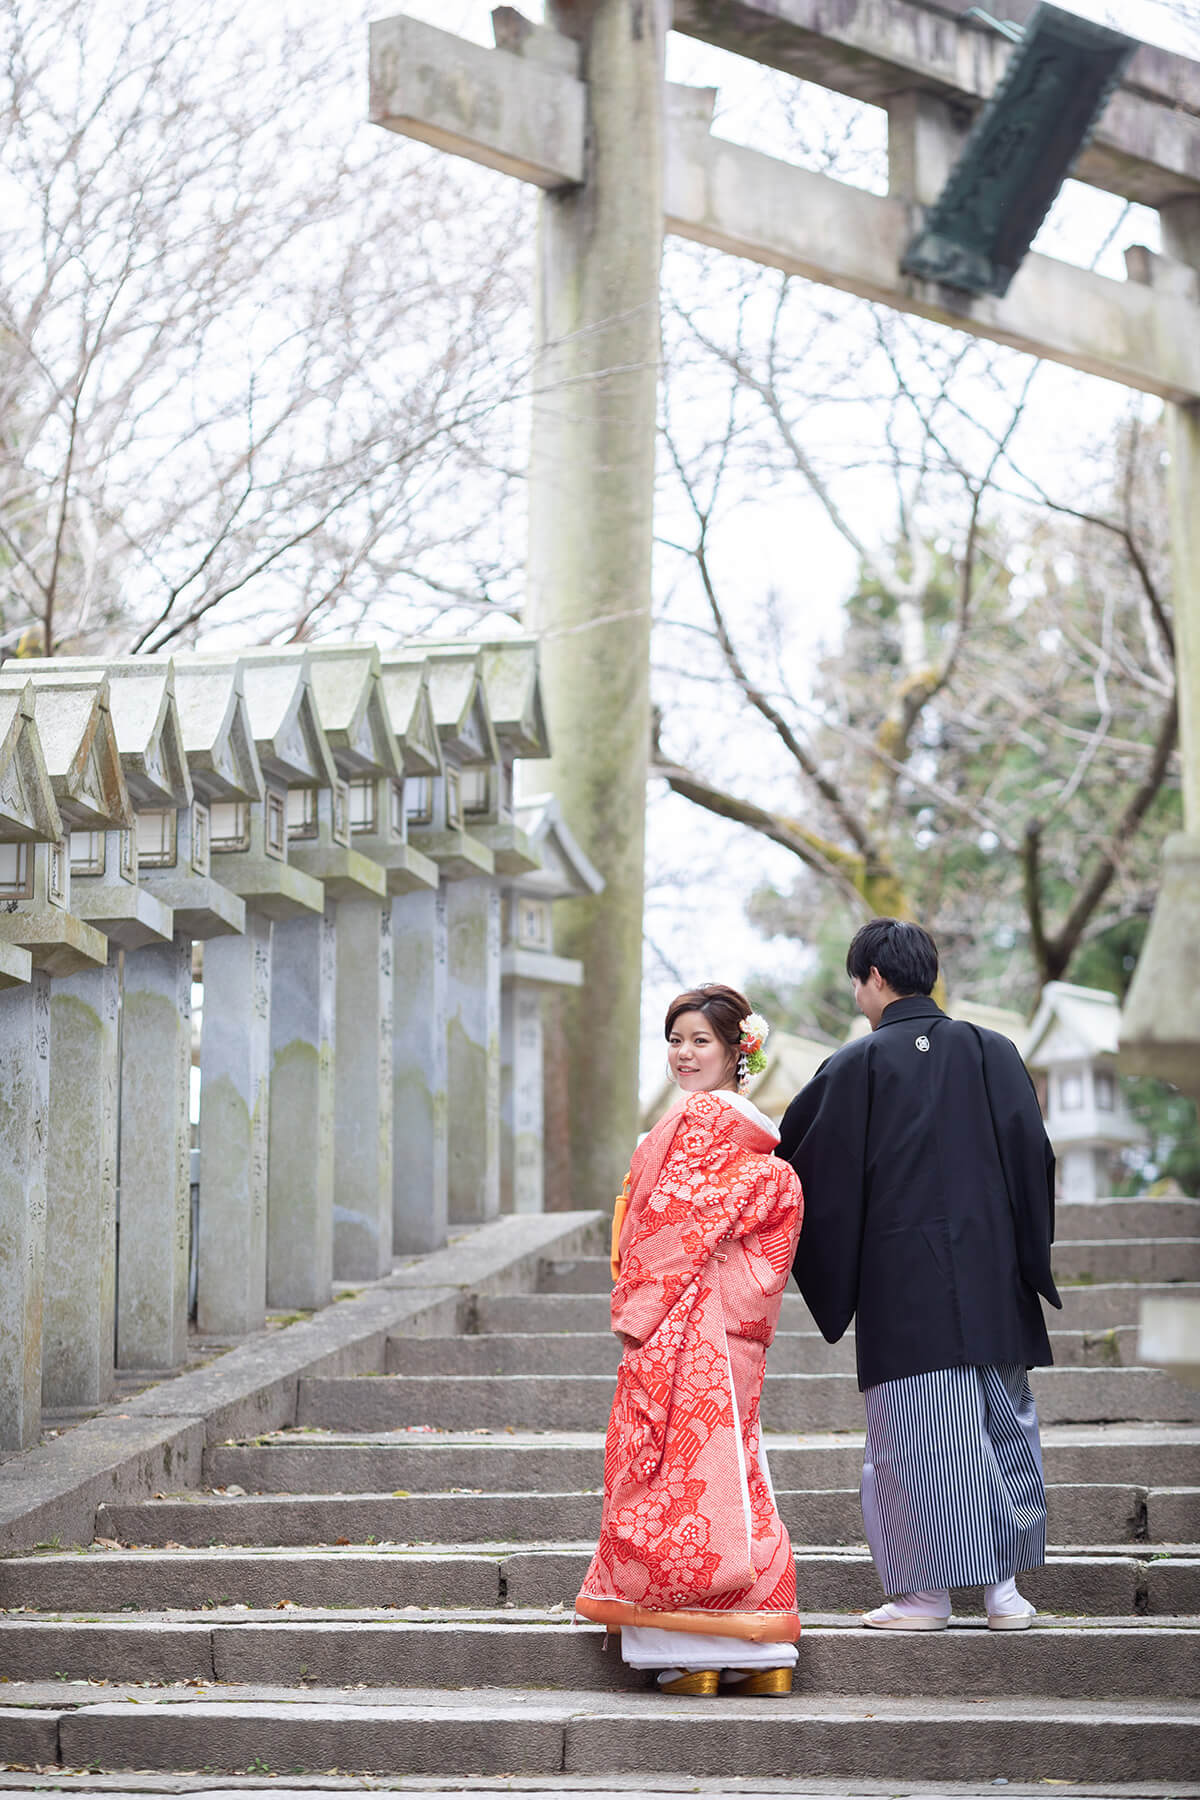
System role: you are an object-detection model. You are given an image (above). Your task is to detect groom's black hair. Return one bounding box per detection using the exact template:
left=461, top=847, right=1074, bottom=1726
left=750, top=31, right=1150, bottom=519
left=846, top=919, right=938, bottom=996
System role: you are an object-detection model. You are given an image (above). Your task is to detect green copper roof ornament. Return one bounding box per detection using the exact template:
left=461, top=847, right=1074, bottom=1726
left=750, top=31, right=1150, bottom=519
left=900, top=3, right=1138, bottom=298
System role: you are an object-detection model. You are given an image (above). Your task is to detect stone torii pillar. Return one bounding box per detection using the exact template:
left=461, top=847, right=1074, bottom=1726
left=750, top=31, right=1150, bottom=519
left=371, top=0, right=667, bottom=1206
left=1120, top=195, right=1200, bottom=1100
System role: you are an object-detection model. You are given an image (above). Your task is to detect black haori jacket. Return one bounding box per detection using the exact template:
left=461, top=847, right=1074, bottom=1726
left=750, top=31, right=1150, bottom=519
left=776, top=996, right=1060, bottom=1391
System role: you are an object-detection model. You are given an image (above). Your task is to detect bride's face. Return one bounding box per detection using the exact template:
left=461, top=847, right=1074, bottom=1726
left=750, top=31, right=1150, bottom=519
left=667, top=1010, right=737, bottom=1093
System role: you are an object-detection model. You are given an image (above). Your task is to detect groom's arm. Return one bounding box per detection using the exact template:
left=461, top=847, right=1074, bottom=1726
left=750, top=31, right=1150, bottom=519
left=777, top=1050, right=869, bottom=1344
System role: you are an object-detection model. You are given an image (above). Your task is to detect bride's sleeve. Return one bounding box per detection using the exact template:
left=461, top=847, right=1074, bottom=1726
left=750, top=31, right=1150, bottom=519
left=611, top=1094, right=775, bottom=1343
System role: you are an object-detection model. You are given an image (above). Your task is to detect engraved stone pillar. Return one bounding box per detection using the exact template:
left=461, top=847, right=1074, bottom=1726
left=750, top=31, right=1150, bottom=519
left=333, top=896, right=394, bottom=1280
left=0, top=972, right=51, bottom=1450
left=501, top=983, right=544, bottom=1213
left=197, top=914, right=272, bottom=1336
left=42, top=949, right=120, bottom=1409
left=117, top=935, right=193, bottom=1370
left=445, top=875, right=500, bottom=1224
left=391, top=886, right=448, bottom=1254
left=266, top=906, right=336, bottom=1309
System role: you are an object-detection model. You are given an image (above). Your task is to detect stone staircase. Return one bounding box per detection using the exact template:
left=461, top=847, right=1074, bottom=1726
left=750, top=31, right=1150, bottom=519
left=2, top=1196, right=1199, bottom=1788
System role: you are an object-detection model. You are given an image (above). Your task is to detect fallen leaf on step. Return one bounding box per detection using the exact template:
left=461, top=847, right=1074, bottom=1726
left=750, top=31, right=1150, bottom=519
left=391, top=1490, right=410, bottom=1498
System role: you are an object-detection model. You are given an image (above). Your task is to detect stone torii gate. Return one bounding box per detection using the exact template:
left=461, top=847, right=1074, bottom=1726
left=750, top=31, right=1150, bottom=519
left=369, top=0, right=1200, bottom=1202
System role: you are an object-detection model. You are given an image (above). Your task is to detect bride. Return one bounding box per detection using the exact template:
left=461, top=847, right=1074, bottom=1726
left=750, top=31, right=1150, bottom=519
left=575, top=984, right=804, bottom=1695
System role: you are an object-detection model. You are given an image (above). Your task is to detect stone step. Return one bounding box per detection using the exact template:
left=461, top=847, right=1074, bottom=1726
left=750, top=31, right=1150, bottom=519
left=541, top=1244, right=1200, bottom=1290
left=93, top=1480, right=1184, bottom=1550
left=1054, top=1239, right=1200, bottom=1284
left=479, top=1283, right=1200, bottom=1336
left=1, top=1544, right=1194, bottom=1619
left=1, top=1615, right=1196, bottom=1701
left=1054, top=1198, right=1200, bottom=1241
left=203, top=1420, right=1200, bottom=1493
left=9, top=1686, right=1198, bottom=1782
left=295, top=1366, right=1200, bottom=1433
left=388, top=1327, right=1142, bottom=1378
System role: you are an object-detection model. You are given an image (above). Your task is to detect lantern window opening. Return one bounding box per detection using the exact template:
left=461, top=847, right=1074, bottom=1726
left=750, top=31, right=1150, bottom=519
left=516, top=896, right=551, bottom=950
left=406, top=775, right=433, bottom=826
left=1095, top=1069, right=1116, bottom=1111
left=48, top=839, right=67, bottom=907
left=0, top=840, right=33, bottom=899
left=137, top=808, right=177, bottom=870
left=332, top=779, right=351, bottom=849
left=191, top=803, right=211, bottom=876
left=70, top=829, right=107, bottom=877
left=209, top=800, right=251, bottom=852
left=462, top=766, right=490, bottom=816
left=287, top=786, right=319, bottom=841
left=445, top=767, right=463, bottom=830
left=389, top=778, right=408, bottom=841
left=1059, top=1071, right=1084, bottom=1111
left=265, top=788, right=287, bottom=860
left=350, top=776, right=378, bottom=836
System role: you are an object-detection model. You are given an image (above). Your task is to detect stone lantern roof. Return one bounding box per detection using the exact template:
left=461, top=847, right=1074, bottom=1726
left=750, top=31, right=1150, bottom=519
left=377, top=660, right=443, bottom=778
left=511, top=794, right=601, bottom=901
left=0, top=682, right=61, bottom=845
left=217, top=649, right=338, bottom=794
left=0, top=670, right=131, bottom=832
left=1027, top=980, right=1125, bottom=1066
left=477, top=637, right=551, bottom=761
left=167, top=658, right=264, bottom=804
left=417, top=644, right=500, bottom=770
left=302, top=644, right=404, bottom=781
left=20, top=657, right=191, bottom=809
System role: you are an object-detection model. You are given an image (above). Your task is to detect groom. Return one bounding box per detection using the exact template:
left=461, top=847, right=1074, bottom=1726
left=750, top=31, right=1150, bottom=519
left=776, top=918, right=1060, bottom=1630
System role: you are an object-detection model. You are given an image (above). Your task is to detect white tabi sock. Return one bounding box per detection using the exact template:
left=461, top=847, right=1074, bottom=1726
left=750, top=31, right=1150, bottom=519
left=984, top=1577, right=1033, bottom=1616
left=888, top=1588, right=951, bottom=1618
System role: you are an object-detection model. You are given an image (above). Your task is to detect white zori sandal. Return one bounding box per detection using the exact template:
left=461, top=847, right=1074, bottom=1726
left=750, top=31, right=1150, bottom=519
left=862, top=1591, right=951, bottom=1631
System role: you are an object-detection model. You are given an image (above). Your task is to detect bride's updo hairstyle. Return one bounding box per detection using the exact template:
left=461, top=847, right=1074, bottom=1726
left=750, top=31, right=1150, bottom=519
left=664, top=983, right=752, bottom=1054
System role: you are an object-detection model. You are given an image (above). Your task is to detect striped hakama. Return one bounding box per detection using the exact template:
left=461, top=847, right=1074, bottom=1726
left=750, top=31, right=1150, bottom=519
left=861, top=1363, right=1046, bottom=1597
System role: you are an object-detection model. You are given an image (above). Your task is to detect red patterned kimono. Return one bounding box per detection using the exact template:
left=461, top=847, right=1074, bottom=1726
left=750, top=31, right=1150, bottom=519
left=576, top=1089, right=804, bottom=1644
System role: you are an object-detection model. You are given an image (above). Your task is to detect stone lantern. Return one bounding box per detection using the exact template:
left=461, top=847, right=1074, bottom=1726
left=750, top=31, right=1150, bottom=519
left=183, top=651, right=333, bottom=1335
left=0, top=683, right=60, bottom=1450
left=32, top=657, right=246, bottom=1374
left=387, top=645, right=502, bottom=1230
left=502, top=795, right=603, bottom=1212
left=377, top=656, right=448, bottom=1254
left=0, top=671, right=133, bottom=1414
left=1025, top=981, right=1149, bottom=1204
left=275, top=643, right=400, bottom=1286
left=152, top=657, right=264, bottom=1348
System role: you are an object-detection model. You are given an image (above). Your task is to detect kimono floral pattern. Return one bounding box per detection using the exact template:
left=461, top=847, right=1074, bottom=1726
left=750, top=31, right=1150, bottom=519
left=576, top=1090, right=804, bottom=1643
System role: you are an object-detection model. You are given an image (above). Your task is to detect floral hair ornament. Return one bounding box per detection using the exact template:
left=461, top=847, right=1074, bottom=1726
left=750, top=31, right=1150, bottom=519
left=738, top=1012, right=769, bottom=1080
